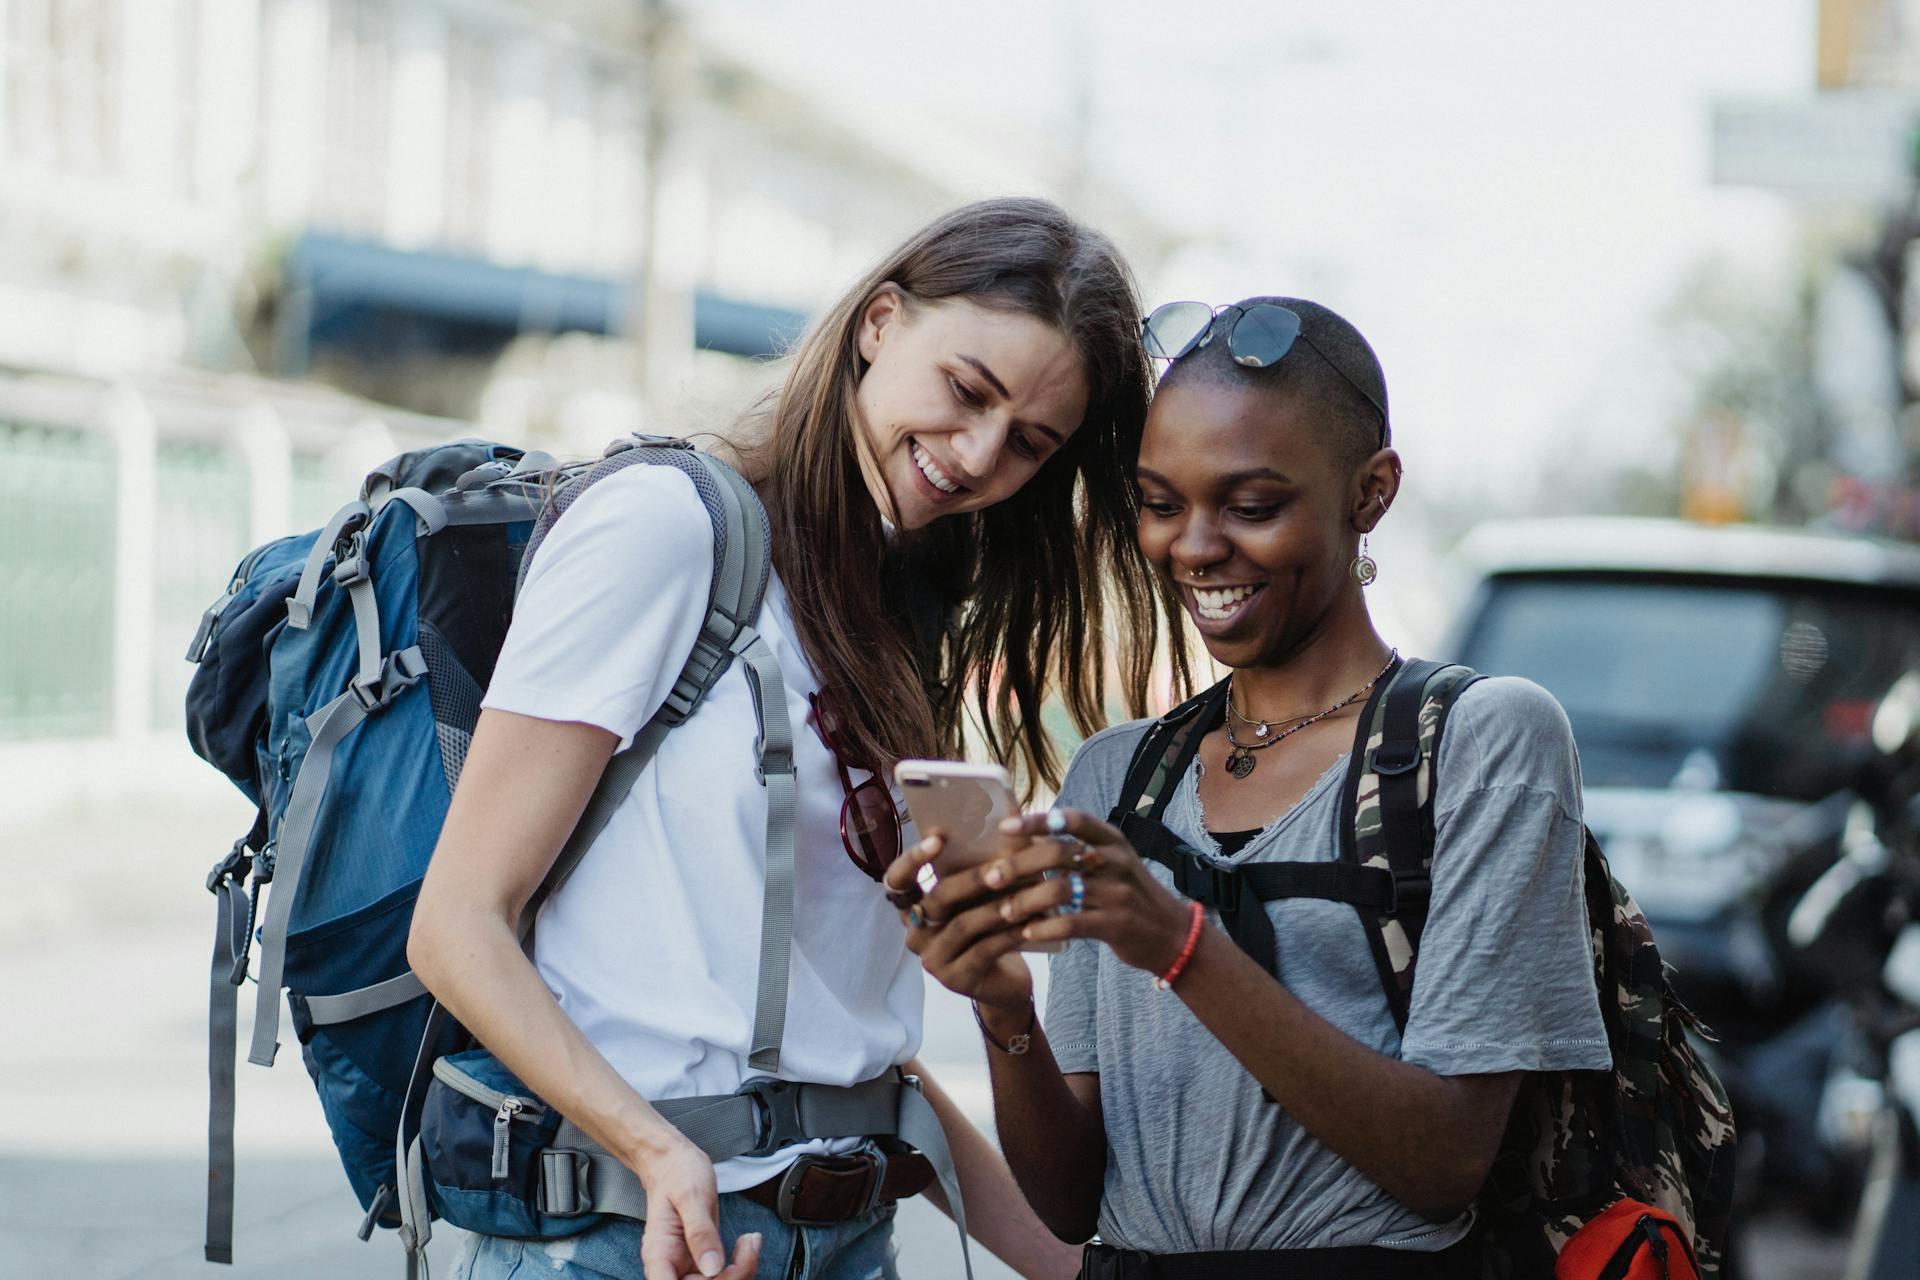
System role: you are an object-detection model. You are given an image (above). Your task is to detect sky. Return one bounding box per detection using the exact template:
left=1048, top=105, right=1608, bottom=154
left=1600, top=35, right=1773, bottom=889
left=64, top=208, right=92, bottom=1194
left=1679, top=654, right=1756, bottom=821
left=689, top=0, right=1819, bottom=508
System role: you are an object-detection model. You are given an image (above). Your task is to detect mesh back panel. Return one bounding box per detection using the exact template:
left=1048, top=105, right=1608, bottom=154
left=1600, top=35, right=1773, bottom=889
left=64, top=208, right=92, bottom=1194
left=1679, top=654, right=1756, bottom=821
left=418, top=621, right=483, bottom=792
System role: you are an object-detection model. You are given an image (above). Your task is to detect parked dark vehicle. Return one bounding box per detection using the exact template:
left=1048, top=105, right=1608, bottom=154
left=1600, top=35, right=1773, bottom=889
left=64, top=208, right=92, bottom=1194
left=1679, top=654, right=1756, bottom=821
left=1444, top=518, right=1920, bottom=1234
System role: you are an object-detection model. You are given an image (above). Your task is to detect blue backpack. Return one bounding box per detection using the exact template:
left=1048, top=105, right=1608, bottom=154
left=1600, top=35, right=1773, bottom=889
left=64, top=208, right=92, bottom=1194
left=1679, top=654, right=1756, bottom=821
left=183, top=435, right=785, bottom=1266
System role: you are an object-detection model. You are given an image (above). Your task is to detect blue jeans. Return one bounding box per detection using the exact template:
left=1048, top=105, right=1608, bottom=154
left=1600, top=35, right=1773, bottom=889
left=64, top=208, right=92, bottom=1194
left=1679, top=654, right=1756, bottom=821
left=450, top=1193, right=900, bottom=1280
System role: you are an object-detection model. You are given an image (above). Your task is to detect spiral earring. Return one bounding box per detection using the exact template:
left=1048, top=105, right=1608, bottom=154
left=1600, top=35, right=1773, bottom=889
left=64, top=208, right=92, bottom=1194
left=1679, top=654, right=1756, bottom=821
left=1351, top=495, right=1385, bottom=586
left=1351, top=535, right=1378, bottom=586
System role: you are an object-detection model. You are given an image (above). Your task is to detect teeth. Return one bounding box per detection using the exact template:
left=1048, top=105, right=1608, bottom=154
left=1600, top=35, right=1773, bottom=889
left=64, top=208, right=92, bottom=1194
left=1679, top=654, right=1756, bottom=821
left=912, top=441, right=961, bottom=494
left=1194, top=585, right=1259, bottom=620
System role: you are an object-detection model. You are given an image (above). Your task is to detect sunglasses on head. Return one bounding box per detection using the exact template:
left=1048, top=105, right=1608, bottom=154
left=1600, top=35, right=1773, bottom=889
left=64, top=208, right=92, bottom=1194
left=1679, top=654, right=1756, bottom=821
left=1141, top=301, right=1389, bottom=447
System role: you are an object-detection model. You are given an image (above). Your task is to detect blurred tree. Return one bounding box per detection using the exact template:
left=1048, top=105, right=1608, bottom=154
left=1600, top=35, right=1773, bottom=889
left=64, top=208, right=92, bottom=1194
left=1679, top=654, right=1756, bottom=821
left=1658, top=250, right=1823, bottom=524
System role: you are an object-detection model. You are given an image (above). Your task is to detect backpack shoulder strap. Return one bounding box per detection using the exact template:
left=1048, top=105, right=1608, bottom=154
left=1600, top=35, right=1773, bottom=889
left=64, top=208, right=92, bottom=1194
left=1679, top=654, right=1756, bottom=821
left=1340, top=658, right=1485, bottom=1031
left=520, top=438, right=775, bottom=906
left=516, top=441, right=793, bottom=1070
left=1109, top=678, right=1231, bottom=826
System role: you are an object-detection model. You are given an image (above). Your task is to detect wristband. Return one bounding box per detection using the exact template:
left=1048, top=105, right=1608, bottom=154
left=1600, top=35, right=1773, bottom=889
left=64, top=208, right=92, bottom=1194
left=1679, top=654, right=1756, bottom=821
left=1154, top=901, right=1206, bottom=991
left=973, top=1000, right=1035, bottom=1055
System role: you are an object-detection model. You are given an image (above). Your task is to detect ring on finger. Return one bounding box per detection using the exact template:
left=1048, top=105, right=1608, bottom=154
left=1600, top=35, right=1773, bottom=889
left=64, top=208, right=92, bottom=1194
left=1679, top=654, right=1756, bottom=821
left=907, top=904, right=927, bottom=928
left=1059, top=870, right=1086, bottom=916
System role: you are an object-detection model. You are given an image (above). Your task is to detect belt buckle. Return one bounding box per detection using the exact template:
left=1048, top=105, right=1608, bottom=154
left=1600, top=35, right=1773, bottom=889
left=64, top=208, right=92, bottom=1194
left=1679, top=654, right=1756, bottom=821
left=773, top=1148, right=886, bottom=1227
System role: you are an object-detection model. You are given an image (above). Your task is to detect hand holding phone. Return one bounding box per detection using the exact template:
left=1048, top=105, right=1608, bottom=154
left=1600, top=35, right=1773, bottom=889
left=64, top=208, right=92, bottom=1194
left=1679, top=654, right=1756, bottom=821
left=893, top=758, right=1064, bottom=953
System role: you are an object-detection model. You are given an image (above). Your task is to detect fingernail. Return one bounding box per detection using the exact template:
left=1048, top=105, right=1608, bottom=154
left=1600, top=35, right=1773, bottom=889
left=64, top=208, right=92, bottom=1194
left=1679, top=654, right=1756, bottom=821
left=999, top=816, right=1022, bottom=832
left=1021, top=925, right=1035, bottom=940
left=744, top=1233, right=764, bottom=1251
left=984, top=864, right=1006, bottom=887
left=701, top=1250, right=724, bottom=1275
left=1000, top=900, right=1015, bottom=921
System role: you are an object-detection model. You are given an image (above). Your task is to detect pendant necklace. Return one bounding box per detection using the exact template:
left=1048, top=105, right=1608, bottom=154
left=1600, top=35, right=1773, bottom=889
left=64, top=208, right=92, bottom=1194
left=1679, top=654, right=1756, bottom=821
left=1222, top=649, right=1399, bottom=781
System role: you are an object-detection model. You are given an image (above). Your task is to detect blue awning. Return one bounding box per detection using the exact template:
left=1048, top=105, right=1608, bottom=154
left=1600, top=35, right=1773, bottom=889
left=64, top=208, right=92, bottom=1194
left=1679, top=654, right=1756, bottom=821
left=278, top=232, right=810, bottom=370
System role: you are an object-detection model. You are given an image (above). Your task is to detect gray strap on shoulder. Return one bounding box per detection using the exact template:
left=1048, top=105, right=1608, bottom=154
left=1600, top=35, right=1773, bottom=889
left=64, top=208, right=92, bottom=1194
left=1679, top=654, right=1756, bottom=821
left=287, top=500, right=370, bottom=629
left=734, top=626, right=795, bottom=1074
left=248, top=647, right=426, bottom=1067
left=375, top=487, right=449, bottom=535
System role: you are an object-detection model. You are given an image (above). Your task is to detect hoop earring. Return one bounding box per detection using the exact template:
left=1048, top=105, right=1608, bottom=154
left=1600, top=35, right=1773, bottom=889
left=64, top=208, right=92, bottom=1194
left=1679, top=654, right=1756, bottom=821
left=1351, top=533, right=1378, bottom=586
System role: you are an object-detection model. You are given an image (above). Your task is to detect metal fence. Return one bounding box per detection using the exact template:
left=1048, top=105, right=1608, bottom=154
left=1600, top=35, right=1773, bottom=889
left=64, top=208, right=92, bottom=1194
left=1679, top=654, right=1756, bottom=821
left=0, top=376, right=452, bottom=743
left=0, top=420, right=118, bottom=738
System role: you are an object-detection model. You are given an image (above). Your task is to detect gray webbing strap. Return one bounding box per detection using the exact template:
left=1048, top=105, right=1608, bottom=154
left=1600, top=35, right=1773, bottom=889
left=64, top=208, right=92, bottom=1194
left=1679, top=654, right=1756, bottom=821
left=399, top=1132, right=432, bottom=1279
left=898, top=1080, right=972, bottom=1279
left=303, top=969, right=428, bottom=1026
left=248, top=647, right=426, bottom=1067
left=205, top=865, right=249, bottom=1263
left=377, top=487, right=449, bottom=536
left=343, top=571, right=383, bottom=694
left=735, top=627, right=795, bottom=1074
left=287, top=500, right=370, bottom=629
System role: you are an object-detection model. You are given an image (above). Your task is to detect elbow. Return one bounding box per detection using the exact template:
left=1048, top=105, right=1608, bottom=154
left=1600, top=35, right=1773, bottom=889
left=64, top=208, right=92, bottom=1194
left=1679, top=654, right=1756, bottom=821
left=1402, top=1158, right=1494, bottom=1224
left=406, top=894, right=451, bottom=997
left=1041, top=1209, right=1099, bottom=1246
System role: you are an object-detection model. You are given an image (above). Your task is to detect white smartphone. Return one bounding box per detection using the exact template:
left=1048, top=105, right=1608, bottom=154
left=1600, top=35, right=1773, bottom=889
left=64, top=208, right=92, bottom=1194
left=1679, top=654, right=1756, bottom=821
left=894, top=758, right=1065, bottom=954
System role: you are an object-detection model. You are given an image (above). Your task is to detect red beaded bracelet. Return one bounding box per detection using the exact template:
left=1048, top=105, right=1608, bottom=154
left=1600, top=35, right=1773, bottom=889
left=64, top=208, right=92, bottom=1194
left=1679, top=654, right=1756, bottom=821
left=1154, top=901, right=1206, bottom=990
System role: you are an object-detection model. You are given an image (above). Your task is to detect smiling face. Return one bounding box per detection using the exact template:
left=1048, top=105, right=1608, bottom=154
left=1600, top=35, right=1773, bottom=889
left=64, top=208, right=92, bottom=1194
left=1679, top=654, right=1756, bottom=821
left=852, top=291, right=1090, bottom=531
left=1135, top=378, right=1396, bottom=670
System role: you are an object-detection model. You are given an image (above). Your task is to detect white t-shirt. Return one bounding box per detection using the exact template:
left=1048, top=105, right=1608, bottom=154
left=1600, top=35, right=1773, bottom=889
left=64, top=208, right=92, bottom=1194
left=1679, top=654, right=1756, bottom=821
left=481, top=463, right=924, bottom=1191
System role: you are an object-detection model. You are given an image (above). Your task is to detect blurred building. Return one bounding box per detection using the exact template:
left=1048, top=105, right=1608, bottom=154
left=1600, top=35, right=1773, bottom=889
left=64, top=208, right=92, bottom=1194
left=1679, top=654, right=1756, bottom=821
left=1710, top=0, right=1920, bottom=532
left=0, top=0, right=1171, bottom=757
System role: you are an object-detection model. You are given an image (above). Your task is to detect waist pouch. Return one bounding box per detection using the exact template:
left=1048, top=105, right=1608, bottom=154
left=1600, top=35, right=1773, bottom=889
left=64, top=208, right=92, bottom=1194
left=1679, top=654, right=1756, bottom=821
left=420, top=1047, right=607, bottom=1239
left=1079, top=1237, right=1484, bottom=1280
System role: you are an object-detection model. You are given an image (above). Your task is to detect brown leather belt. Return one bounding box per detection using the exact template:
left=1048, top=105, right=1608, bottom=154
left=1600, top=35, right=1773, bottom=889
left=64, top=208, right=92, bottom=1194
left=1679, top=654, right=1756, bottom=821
left=736, top=1147, right=934, bottom=1226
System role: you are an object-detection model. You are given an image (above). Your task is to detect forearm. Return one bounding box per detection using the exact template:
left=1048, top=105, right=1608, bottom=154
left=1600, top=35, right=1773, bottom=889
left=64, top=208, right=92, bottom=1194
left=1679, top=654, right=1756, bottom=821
left=905, top=1059, right=1084, bottom=1279
left=407, top=903, right=679, bottom=1174
left=975, top=1004, right=1108, bottom=1243
left=1172, top=924, right=1502, bottom=1218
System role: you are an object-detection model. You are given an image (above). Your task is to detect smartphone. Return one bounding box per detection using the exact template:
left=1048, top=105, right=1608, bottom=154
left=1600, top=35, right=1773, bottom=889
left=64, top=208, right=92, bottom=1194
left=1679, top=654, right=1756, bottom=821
left=894, top=759, right=1065, bottom=953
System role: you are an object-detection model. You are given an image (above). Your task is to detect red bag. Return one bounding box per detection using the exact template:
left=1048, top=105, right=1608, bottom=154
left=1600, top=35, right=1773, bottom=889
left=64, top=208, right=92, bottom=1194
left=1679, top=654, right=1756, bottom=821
left=1555, top=1199, right=1700, bottom=1280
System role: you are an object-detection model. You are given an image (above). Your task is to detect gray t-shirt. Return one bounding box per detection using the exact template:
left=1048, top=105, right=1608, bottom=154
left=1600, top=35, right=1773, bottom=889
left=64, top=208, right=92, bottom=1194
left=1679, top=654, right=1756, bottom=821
left=1045, top=676, right=1611, bottom=1253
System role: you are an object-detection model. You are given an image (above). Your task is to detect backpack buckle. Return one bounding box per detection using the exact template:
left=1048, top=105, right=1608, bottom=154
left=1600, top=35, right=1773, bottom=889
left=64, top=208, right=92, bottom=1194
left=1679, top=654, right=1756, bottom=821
left=537, top=1149, right=594, bottom=1216
left=1388, top=871, right=1432, bottom=912
left=350, top=647, right=428, bottom=713
left=205, top=838, right=253, bottom=893
left=738, top=1077, right=807, bottom=1158
left=331, top=531, right=369, bottom=588
left=1367, top=743, right=1420, bottom=776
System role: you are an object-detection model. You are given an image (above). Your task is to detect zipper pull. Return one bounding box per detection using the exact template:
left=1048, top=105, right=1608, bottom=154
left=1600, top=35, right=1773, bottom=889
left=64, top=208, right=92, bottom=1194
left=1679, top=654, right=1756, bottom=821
left=492, top=1098, right=524, bottom=1180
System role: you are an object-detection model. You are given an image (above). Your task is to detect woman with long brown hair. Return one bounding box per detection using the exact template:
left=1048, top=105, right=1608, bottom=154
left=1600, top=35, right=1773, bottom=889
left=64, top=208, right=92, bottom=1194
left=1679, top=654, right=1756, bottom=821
left=408, top=198, right=1184, bottom=1280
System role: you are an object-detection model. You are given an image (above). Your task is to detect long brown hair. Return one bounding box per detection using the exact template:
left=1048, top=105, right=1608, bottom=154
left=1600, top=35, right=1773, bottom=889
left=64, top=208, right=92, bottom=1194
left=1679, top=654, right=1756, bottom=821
left=740, top=197, right=1190, bottom=796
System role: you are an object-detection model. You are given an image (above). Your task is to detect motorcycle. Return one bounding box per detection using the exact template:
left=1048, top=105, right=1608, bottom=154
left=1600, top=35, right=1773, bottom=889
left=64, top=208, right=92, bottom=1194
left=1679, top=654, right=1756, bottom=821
left=1786, top=674, right=1920, bottom=1279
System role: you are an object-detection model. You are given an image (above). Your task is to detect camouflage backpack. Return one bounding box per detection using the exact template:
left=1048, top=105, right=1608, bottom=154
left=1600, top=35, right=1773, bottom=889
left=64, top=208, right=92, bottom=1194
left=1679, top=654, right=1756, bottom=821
left=1108, top=658, right=1737, bottom=1278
